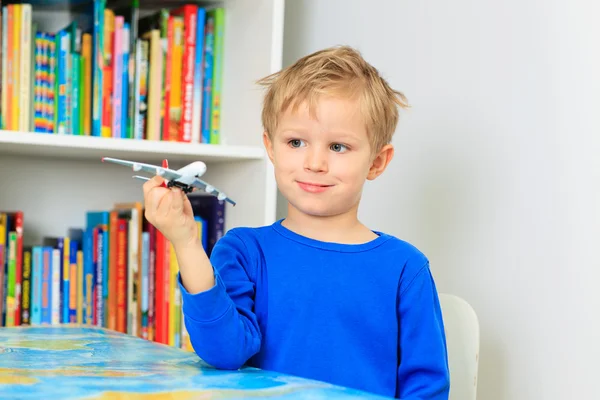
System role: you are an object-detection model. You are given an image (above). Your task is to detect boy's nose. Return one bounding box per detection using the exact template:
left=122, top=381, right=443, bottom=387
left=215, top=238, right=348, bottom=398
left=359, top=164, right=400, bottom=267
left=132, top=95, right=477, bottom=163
left=304, top=148, right=328, bottom=173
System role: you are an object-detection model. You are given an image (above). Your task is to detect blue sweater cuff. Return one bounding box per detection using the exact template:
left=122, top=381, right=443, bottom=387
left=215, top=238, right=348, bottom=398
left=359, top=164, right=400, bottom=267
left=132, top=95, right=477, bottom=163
left=178, top=272, right=232, bottom=322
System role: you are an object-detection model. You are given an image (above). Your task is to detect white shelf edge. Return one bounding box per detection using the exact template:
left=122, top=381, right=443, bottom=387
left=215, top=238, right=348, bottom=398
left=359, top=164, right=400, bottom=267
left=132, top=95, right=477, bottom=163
left=0, top=130, right=265, bottom=164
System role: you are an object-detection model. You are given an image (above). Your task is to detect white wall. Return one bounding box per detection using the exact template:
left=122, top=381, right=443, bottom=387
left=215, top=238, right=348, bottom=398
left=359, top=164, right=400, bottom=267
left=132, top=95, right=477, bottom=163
left=280, top=1, right=600, bottom=399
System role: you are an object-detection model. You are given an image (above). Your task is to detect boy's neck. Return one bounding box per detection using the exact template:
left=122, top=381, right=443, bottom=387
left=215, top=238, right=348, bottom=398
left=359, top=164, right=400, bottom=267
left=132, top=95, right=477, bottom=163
left=282, top=206, right=378, bottom=244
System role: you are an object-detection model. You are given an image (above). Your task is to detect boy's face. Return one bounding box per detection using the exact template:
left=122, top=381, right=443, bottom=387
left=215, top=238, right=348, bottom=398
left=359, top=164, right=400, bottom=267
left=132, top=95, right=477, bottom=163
left=263, top=96, right=393, bottom=219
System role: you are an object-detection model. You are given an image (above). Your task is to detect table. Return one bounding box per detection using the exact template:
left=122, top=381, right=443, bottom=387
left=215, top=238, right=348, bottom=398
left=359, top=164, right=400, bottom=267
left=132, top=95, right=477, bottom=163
left=0, top=326, right=390, bottom=399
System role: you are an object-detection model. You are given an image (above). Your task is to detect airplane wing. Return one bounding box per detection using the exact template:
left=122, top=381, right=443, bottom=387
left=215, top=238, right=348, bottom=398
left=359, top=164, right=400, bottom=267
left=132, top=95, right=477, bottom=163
left=190, top=177, right=237, bottom=206
left=101, top=157, right=183, bottom=181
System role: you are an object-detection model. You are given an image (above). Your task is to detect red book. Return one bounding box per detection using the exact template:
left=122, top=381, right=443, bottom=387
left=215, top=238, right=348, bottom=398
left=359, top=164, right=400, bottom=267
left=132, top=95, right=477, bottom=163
left=13, top=211, right=23, bottom=326
left=171, top=5, right=197, bottom=142
left=107, top=211, right=118, bottom=330
left=116, top=218, right=128, bottom=333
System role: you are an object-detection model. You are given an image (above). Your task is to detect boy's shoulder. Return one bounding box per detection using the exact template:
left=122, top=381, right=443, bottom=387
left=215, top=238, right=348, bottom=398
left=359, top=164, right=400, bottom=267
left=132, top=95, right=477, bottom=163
left=223, top=222, right=429, bottom=266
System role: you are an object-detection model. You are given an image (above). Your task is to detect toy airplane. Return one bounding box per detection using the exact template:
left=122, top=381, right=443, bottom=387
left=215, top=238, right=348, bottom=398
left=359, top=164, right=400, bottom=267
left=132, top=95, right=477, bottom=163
left=101, top=157, right=236, bottom=206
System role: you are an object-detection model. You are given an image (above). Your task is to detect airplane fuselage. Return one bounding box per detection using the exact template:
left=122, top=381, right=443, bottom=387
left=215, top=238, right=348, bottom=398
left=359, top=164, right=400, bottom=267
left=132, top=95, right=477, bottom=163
left=173, top=161, right=207, bottom=185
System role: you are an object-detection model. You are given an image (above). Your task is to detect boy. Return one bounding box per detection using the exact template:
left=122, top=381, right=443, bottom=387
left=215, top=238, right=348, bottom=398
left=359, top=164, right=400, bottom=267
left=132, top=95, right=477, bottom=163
left=143, top=45, right=450, bottom=399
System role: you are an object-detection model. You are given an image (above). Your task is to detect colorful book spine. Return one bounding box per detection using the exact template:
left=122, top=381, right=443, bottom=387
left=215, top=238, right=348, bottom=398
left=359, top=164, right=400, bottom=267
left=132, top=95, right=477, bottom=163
left=141, top=232, right=149, bottom=339
left=191, top=8, right=206, bottom=143
left=50, top=248, right=60, bottom=325
left=1, top=7, right=7, bottom=130
left=6, top=231, right=16, bottom=327
left=19, top=4, right=31, bottom=131
left=30, top=247, right=42, bottom=325
left=121, top=23, right=130, bottom=138
left=200, top=12, right=214, bottom=144
left=209, top=7, right=224, bottom=144
left=41, top=246, right=51, bottom=325
left=92, top=0, right=105, bottom=137
left=61, top=236, right=70, bottom=323
left=111, top=16, right=123, bottom=139
left=68, top=239, right=79, bottom=322
left=82, top=33, right=92, bottom=135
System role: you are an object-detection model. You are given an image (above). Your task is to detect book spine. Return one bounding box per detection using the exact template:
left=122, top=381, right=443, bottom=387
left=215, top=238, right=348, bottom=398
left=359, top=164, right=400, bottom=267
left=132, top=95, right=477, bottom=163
left=101, top=9, right=114, bottom=138
left=200, top=13, right=214, bottom=144
left=1, top=7, right=7, bottom=129
left=82, top=33, right=92, bottom=135
left=95, top=227, right=103, bottom=326
left=141, top=232, right=149, bottom=339
left=210, top=8, right=224, bottom=144
left=11, top=5, right=19, bottom=131
left=62, top=236, right=70, bottom=323
left=76, top=250, right=83, bottom=323
left=51, top=248, right=60, bottom=325
left=5, top=231, right=16, bottom=326
left=127, top=218, right=137, bottom=336
left=0, top=214, right=5, bottom=326
left=56, top=31, right=69, bottom=134
left=71, top=53, right=80, bottom=135
left=30, top=247, right=42, bottom=325
left=180, top=6, right=197, bottom=143
left=191, top=8, right=206, bottom=143
left=68, top=240, right=78, bottom=322
left=13, top=212, right=23, bottom=326
left=21, top=249, right=31, bottom=325
left=107, top=211, right=117, bottom=330
left=116, top=219, right=127, bottom=333
left=161, top=15, right=173, bottom=141
left=112, top=16, right=123, bottom=139
left=83, top=227, right=94, bottom=324
left=41, top=247, right=51, bottom=324
left=134, top=39, right=148, bottom=140
left=19, top=4, right=31, bottom=131
left=91, top=0, right=104, bottom=137
left=121, top=23, right=129, bottom=138
left=168, top=17, right=183, bottom=142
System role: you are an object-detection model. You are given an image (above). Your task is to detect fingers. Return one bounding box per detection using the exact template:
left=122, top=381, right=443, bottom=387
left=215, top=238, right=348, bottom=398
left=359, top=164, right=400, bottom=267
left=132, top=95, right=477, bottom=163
left=142, top=175, right=165, bottom=198
left=143, top=175, right=168, bottom=223
left=169, top=187, right=184, bottom=216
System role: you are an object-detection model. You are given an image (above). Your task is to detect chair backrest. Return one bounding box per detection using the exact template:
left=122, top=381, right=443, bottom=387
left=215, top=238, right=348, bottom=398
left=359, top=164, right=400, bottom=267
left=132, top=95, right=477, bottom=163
left=439, top=293, right=480, bottom=400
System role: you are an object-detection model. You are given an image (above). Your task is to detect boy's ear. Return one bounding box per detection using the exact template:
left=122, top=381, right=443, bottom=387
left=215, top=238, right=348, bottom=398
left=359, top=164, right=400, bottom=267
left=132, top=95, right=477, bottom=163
left=263, top=131, right=275, bottom=163
left=367, top=144, right=394, bottom=180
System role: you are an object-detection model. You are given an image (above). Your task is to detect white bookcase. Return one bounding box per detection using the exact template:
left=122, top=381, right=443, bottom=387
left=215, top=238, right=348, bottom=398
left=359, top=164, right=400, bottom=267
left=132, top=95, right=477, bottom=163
left=0, top=0, right=285, bottom=246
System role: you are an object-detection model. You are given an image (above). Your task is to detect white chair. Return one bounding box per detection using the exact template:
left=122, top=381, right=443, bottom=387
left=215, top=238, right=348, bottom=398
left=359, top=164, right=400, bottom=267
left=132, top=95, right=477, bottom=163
left=439, top=293, right=480, bottom=400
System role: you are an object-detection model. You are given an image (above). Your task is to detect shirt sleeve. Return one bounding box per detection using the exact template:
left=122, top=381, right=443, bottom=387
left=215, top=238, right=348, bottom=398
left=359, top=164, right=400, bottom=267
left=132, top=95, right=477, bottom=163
left=178, top=230, right=261, bottom=370
left=397, top=262, right=450, bottom=399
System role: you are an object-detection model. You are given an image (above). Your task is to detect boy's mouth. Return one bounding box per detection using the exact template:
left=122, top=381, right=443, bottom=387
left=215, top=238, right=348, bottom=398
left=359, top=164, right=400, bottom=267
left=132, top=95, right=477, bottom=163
left=296, top=181, right=333, bottom=193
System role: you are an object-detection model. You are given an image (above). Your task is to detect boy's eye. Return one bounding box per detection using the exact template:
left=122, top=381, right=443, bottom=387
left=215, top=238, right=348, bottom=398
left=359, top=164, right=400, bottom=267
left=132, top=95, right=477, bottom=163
left=288, top=139, right=305, bottom=148
left=330, top=143, right=348, bottom=153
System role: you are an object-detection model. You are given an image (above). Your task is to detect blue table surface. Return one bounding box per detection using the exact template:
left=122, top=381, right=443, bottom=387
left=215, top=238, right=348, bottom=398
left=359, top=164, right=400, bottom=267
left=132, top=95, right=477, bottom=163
left=0, top=325, right=391, bottom=399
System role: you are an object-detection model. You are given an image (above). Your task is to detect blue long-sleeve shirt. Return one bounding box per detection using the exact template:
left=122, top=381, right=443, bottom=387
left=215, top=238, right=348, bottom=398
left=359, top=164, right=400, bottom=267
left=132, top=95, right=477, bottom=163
left=179, top=220, right=450, bottom=399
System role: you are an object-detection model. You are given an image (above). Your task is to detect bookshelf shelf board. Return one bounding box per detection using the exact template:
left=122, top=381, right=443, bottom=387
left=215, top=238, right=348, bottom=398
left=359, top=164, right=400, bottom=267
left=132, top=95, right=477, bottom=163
left=0, top=131, right=265, bottom=164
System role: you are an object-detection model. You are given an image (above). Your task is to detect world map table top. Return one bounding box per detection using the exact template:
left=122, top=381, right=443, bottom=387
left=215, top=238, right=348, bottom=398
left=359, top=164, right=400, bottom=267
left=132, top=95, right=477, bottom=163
left=0, top=326, right=391, bottom=399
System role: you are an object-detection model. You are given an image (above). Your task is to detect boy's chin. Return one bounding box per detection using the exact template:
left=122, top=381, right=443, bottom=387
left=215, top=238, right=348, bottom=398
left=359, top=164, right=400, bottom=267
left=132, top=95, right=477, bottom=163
left=289, top=201, right=355, bottom=219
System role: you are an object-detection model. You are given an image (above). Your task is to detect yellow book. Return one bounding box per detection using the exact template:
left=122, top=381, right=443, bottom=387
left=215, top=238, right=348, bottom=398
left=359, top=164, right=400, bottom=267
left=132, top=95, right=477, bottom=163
left=167, top=17, right=184, bottom=141
left=11, top=4, right=20, bottom=131
left=76, top=250, right=83, bottom=324
left=141, top=29, right=162, bottom=140
left=19, top=4, right=32, bottom=131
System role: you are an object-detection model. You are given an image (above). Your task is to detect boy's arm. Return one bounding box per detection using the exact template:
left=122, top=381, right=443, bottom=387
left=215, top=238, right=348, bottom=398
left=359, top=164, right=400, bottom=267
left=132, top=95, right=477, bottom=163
left=178, top=230, right=261, bottom=370
left=397, top=262, right=450, bottom=399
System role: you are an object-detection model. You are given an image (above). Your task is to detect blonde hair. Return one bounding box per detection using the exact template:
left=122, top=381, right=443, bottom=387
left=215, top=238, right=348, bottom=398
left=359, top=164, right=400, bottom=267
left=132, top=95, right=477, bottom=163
left=257, top=45, right=409, bottom=153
